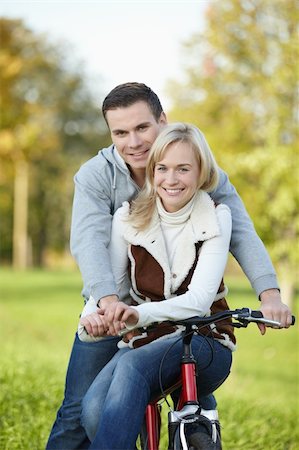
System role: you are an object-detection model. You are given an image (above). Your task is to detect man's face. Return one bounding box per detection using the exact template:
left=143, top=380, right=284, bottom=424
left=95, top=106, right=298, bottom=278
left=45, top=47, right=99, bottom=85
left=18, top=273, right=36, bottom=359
left=106, top=101, right=167, bottom=172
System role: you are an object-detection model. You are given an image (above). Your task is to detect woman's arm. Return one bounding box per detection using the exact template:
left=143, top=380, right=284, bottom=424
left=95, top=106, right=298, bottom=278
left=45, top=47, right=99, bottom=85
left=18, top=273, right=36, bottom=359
left=100, top=204, right=134, bottom=335
left=78, top=204, right=131, bottom=339
left=108, top=203, right=131, bottom=300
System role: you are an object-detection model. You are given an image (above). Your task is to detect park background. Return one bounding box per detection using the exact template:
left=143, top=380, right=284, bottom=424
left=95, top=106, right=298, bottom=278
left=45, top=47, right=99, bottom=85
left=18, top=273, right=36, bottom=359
left=0, top=0, right=298, bottom=449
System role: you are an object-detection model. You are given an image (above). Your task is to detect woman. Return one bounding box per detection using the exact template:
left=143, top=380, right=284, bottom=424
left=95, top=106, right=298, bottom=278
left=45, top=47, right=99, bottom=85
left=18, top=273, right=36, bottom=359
left=79, top=123, right=234, bottom=449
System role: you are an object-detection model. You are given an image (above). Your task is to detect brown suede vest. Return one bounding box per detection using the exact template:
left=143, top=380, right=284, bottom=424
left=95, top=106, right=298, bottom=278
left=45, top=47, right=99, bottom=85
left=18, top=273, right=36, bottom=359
left=127, top=242, right=236, bottom=349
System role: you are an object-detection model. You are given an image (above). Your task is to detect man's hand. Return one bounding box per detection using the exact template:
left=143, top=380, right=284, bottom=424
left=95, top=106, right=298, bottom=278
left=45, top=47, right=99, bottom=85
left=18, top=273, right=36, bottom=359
left=102, top=302, right=139, bottom=336
left=98, top=294, right=119, bottom=309
left=259, top=289, right=293, bottom=335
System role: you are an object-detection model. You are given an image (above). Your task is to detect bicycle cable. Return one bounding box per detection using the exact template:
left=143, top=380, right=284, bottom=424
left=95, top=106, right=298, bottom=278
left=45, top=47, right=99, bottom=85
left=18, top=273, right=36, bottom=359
left=157, top=325, right=216, bottom=414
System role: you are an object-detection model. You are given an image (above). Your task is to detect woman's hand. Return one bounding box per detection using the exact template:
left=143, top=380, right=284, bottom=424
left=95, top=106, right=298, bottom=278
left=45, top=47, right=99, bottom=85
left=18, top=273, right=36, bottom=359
left=79, top=312, right=108, bottom=337
left=103, top=302, right=139, bottom=336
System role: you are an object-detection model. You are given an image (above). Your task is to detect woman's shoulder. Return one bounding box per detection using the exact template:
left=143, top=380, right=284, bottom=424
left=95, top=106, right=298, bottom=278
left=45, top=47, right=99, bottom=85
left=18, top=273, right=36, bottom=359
left=198, top=191, right=231, bottom=216
left=214, top=203, right=232, bottom=236
left=112, top=202, right=131, bottom=227
left=215, top=202, right=231, bottom=216
left=114, top=201, right=130, bottom=217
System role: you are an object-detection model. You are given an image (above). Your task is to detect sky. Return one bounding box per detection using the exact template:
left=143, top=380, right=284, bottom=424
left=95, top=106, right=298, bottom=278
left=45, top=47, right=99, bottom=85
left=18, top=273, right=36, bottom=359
left=0, top=0, right=211, bottom=110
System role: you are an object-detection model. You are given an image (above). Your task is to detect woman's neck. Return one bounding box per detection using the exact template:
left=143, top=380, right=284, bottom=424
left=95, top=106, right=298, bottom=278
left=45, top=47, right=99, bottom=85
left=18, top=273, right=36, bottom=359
left=156, top=195, right=196, bottom=225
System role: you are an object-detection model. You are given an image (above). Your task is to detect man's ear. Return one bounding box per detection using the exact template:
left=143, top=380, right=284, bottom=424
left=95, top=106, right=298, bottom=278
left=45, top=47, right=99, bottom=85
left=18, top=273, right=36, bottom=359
left=159, top=112, right=168, bottom=125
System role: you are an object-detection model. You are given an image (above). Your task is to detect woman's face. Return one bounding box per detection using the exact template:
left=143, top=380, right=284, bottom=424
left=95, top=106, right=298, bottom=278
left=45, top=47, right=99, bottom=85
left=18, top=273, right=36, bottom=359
left=154, top=141, right=200, bottom=212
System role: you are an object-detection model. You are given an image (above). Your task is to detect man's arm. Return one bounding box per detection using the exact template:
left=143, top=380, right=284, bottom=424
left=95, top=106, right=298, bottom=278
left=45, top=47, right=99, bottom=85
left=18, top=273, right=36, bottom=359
left=211, top=168, right=278, bottom=296
left=211, top=169, right=292, bottom=330
left=70, top=158, right=117, bottom=303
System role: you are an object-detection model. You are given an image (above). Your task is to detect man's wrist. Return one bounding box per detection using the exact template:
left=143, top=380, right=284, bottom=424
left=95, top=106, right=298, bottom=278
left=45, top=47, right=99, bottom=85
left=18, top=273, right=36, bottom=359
left=260, top=288, right=280, bottom=302
left=97, top=295, right=119, bottom=308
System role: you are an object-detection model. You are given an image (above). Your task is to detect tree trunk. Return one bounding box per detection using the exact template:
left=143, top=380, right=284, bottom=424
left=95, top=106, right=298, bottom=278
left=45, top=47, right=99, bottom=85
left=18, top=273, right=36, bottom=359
left=13, top=158, right=29, bottom=269
left=278, top=262, right=295, bottom=309
left=279, top=277, right=295, bottom=309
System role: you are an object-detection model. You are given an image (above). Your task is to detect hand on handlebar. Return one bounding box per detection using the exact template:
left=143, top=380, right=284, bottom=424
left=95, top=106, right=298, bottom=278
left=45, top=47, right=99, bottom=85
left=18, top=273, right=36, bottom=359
left=259, top=289, right=293, bottom=335
left=102, top=301, right=139, bottom=336
left=79, top=311, right=108, bottom=337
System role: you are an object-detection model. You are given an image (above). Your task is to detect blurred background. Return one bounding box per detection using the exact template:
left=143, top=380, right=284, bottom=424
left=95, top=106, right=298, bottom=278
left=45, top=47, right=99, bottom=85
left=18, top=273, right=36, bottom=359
left=0, top=1, right=298, bottom=448
left=0, top=0, right=298, bottom=305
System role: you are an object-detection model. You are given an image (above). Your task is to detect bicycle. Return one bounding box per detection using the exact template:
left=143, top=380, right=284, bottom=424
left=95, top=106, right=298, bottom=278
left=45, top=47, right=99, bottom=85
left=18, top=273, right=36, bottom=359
left=130, top=307, right=296, bottom=450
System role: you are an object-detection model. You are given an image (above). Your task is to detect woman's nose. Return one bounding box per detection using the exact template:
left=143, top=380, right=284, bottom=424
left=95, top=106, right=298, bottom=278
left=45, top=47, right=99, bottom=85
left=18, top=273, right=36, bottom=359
left=165, top=170, right=178, bottom=184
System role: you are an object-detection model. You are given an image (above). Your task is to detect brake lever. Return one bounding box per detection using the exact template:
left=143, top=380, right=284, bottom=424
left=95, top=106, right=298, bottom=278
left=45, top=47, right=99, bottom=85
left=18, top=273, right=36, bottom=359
left=232, top=321, right=249, bottom=328
left=232, top=309, right=282, bottom=328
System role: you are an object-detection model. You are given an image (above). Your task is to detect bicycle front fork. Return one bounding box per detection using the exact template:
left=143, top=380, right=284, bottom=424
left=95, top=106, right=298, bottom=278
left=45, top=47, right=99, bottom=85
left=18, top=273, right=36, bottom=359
left=144, top=402, right=161, bottom=450
left=168, top=359, right=200, bottom=450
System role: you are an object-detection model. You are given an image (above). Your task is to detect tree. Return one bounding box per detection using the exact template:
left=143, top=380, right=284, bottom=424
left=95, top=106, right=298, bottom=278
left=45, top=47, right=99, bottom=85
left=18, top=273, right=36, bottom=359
left=0, top=18, right=109, bottom=267
left=167, top=0, right=298, bottom=305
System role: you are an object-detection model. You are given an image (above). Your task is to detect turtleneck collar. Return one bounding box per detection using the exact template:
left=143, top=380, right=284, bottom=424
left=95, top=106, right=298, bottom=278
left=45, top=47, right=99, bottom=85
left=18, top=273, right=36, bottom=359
left=156, top=194, right=196, bottom=226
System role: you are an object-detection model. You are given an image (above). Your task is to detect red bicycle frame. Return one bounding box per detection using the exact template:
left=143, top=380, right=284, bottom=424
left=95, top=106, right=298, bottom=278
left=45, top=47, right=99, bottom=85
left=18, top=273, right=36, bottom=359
left=143, top=327, right=199, bottom=450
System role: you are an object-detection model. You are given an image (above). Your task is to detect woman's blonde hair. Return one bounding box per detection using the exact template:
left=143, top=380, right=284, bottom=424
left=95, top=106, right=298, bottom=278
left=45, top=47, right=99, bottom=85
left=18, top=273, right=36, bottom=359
left=128, top=122, right=219, bottom=230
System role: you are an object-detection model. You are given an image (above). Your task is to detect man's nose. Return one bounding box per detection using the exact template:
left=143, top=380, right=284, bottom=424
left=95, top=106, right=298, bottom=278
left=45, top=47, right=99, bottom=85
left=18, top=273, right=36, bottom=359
left=128, top=133, right=142, bottom=148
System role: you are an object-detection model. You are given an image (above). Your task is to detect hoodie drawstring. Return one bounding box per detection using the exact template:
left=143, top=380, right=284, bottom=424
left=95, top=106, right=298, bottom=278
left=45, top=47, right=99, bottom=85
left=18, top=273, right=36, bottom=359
left=112, top=164, right=117, bottom=189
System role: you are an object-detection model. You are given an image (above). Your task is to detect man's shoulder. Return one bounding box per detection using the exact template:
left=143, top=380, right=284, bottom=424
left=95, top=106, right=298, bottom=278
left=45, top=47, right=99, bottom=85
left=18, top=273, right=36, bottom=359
left=78, top=145, right=113, bottom=170
left=75, top=145, right=124, bottom=179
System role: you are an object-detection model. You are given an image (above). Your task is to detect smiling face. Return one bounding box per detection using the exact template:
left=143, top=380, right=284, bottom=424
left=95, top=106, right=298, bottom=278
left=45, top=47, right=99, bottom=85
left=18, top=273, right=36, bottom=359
left=154, top=141, right=200, bottom=212
left=106, top=101, right=167, bottom=184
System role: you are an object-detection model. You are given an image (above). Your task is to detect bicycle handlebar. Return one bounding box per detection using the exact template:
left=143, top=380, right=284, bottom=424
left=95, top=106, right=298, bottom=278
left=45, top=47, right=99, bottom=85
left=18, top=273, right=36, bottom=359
left=170, top=308, right=295, bottom=328
left=168, top=308, right=295, bottom=328
left=118, top=307, right=295, bottom=336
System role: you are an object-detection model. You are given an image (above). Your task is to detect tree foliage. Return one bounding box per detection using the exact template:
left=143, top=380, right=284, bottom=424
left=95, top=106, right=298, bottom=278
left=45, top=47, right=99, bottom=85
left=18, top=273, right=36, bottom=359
left=167, top=0, right=298, bottom=300
left=0, top=18, right=110, bottom=266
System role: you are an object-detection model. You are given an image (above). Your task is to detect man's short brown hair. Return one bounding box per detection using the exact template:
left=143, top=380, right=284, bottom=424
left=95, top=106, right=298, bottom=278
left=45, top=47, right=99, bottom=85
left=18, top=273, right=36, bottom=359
left=102, top=82, right=164, bottom=123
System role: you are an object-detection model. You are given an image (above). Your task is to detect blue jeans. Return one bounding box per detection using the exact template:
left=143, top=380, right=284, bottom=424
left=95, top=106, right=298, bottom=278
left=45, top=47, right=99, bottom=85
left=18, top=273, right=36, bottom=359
left=46, top=333, right=121, bottom=449
left=81, top=335, right=232, bottom=450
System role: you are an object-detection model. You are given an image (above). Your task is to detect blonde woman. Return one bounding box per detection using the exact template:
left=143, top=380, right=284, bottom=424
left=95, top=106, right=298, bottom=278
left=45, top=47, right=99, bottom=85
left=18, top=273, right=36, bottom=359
left=80, top=123, right=233, bottom=450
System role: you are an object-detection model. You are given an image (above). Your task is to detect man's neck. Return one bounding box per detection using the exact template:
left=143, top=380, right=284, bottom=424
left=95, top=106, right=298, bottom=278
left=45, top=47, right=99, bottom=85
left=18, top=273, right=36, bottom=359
left=130, top=168, right=146, bottom=188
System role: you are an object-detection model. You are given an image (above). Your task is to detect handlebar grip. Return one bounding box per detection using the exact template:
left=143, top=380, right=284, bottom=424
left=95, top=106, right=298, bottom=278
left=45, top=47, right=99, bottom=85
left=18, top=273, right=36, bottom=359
left=251, top=310, right=296, bottom=325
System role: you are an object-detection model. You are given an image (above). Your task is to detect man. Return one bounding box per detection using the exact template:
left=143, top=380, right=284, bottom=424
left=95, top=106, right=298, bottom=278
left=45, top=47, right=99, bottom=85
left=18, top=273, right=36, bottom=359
left=46, top=82, right=292, bottom=449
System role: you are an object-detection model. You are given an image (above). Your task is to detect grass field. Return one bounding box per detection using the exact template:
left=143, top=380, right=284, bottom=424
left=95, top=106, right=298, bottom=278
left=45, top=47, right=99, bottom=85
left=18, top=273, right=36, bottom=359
left=0, top=268, right=298, bottom=450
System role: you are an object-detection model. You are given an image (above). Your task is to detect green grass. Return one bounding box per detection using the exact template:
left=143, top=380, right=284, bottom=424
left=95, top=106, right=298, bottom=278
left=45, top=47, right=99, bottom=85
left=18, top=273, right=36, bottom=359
left=0, top=268, right=298, bottom=450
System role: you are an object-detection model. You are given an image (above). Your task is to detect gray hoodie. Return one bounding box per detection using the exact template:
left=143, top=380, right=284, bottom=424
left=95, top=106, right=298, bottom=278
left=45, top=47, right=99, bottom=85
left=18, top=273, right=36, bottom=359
left=70, top=145, right=278, bottom=302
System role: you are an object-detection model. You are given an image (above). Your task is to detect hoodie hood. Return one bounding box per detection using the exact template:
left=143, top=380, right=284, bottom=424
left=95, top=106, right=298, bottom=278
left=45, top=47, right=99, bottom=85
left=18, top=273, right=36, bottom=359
left=99, top=145, right=130, bottom=189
